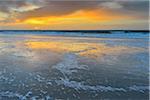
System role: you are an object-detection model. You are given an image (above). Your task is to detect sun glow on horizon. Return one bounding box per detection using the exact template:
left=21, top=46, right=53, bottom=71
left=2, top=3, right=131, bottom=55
left=22, top=10, right=132, bottom=25
left=2, top=10, right=135, bottom=30
left=0, top=1, right=148, bottom=30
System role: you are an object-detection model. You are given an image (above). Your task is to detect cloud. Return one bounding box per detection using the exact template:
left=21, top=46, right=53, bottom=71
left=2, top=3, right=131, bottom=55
left=0, top=0, right=45, bottom=22
left=100, top=2, right=123, bottom=9
left=16, top=1, right=100, bottom=20
left=0, top=0, right=149, bottom=23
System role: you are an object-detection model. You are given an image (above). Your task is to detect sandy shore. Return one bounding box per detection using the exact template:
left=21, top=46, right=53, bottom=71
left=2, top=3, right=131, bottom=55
left=0, top=34, right=149, bottom=99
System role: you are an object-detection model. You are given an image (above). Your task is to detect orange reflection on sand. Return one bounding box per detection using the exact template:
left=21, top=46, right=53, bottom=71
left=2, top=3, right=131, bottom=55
left=25, top=41, right=146, bottom=59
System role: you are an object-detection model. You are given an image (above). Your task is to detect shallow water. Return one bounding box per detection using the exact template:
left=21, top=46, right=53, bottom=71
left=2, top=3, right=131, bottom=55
left=0, top=33, right=149, bottom=100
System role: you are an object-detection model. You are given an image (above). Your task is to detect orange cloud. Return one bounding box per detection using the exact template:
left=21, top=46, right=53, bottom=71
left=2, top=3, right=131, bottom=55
left=21, top=9, right=132, bottom=26
left=0, top=1, right=148, bottom=30
left=0, top=8, right=146, bottom=30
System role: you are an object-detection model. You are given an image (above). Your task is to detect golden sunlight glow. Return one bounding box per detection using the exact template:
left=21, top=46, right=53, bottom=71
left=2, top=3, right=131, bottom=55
left=0, top=9, right=139, bottom=30
left=0, top=1, right=148, bottom=30
left=23, top=10, right=132, bottom=25
left=25, top=40, right=145, bottom=59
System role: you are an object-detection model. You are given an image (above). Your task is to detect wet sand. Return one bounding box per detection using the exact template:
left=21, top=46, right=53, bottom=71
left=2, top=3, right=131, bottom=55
left=0, top=34, right=149, bottom=99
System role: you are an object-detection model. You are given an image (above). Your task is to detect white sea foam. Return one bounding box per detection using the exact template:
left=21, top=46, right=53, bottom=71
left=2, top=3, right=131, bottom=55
left=0, top=91, right=53, bottom=100
left=0, top=91, right=23, bottom=99
left=55, top=79, right=149, bottom=93
left=55, top=79, right=126, bottom=92
left=52, top=53, right=127, bottom=92
left=52, top=53, right=88, bottom=76
left=129, top=85, right=149, bottom=93
left=52, top=53, right=149, bottom=93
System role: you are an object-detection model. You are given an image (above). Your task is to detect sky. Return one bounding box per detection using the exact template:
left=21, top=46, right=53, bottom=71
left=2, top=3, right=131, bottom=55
left=0, top=0, right=149, bottom=30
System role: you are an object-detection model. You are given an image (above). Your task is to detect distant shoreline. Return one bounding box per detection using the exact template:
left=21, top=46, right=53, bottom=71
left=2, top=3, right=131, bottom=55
left=0, top=30, right=149, bottom=33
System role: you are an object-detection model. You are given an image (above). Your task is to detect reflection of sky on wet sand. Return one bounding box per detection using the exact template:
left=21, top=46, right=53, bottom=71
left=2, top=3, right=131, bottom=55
left=0, top=34, right=148, bottom=72
left=0, top=34, right=149, bottom=99
left=0, top=35, right=148, bottom=70
left=25, top=40, right=146, bottom=59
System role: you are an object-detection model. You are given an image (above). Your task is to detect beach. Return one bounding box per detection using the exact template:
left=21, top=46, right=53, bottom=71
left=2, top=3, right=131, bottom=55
left=0, top=32, right=149, bottom=99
